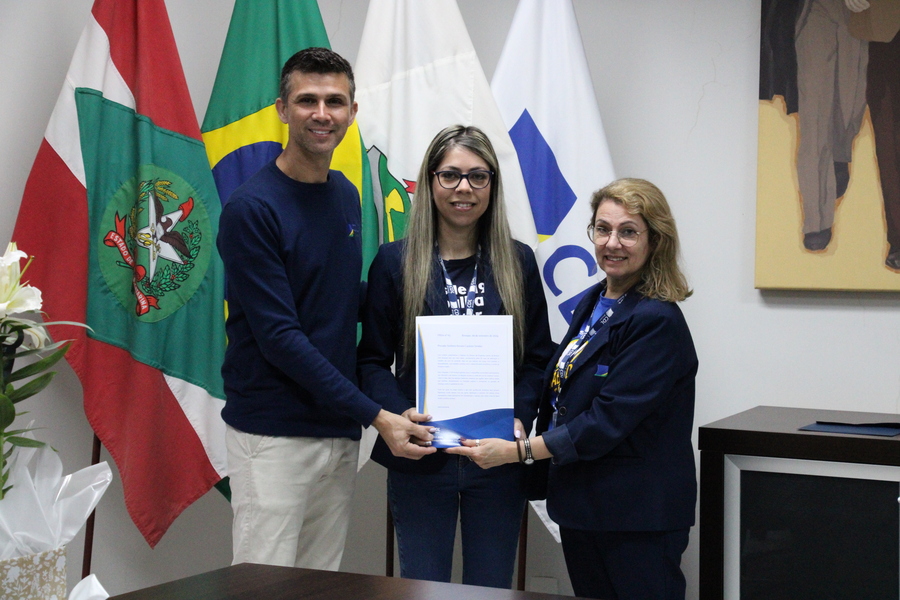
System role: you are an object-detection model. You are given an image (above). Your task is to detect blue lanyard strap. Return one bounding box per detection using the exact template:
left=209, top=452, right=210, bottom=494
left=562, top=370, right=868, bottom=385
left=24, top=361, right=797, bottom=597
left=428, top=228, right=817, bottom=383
left=437, top=246, right=481, bottom=316
left=557, top=292, right=623, bottom=371
left=548, top=292, right=626, bottom=428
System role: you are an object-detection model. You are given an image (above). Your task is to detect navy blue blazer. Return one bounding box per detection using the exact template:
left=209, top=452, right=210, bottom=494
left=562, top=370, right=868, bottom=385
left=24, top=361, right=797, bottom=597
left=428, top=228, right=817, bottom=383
left=538, top=281, right=698, bottom=532
left=358, top=239, right=554, bottom=474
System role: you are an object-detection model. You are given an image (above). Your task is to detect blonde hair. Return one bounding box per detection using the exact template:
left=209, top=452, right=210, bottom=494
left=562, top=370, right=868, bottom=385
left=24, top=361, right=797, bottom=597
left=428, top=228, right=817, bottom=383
left=401, top=125, right=525, bottom=370
left=590, top=178, right=692, bottom=302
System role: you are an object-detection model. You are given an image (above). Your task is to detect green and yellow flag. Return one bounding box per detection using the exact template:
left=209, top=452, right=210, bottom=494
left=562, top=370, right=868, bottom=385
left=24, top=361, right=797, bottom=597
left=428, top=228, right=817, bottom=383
left=201, top=0, right=382, bottom=273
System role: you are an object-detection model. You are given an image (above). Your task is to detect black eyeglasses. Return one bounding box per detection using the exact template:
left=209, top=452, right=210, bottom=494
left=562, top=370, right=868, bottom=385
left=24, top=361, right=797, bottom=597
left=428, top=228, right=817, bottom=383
left=432, top=170, right=494, bottom=190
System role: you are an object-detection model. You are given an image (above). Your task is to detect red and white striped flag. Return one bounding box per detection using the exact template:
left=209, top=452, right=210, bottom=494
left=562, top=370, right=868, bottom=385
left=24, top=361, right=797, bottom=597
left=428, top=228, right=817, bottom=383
left=13, top=0, right=227, bottom=547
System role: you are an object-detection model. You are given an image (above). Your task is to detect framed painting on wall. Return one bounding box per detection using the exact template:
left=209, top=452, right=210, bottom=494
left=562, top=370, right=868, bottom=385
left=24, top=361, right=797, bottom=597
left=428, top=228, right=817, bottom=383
left=755, top=0, right=900, bottom=290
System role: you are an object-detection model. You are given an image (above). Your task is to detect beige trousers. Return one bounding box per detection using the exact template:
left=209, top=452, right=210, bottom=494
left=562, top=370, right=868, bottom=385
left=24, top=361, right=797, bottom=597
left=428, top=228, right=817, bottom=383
left=226, top=425, right=360, bottom=570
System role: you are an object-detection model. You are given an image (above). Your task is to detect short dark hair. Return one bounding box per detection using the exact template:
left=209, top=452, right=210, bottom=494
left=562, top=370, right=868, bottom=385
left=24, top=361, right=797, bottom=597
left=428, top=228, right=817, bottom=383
left=279, top=47, right=355, bottom=103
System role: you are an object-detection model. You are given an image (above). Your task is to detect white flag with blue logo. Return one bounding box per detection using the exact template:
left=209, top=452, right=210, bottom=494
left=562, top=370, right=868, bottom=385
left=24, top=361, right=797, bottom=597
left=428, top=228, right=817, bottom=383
left=492, top=0, right=615, bottom=341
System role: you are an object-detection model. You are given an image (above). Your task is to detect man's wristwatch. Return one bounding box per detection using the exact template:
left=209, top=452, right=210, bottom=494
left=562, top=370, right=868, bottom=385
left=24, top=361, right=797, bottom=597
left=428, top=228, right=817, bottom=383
left=522, top=436, right=535, bottom=465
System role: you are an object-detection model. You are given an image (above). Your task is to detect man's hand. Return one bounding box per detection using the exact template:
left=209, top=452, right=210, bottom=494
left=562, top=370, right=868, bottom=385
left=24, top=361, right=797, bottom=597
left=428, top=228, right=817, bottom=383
left=400, top=408, right=435, bottom=446
left=372, top=409, right=437, bottom=459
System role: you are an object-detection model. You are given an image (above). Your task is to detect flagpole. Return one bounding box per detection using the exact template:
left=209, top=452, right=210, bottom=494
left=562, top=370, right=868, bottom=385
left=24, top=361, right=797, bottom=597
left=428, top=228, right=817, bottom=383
left=517, top=509, right=528, bottom=590
left=81, top=433, right=102, bottom=578
left=385, top=503, right=395, bottom=577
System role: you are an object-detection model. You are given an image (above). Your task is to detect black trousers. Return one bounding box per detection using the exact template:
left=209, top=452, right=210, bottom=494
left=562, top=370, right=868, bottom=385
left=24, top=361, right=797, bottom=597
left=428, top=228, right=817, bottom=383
left=560, top=527, right=690, bottom=600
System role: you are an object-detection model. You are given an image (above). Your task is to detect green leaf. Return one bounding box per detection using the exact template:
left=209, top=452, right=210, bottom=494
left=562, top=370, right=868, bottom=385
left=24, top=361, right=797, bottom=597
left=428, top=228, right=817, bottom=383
left=9, top=339, right=71, bottom=360
left=7, top=344, right=70, bottom=383
left=5, top=427, right=42, bottom=436
left=6, top=436, right=47, bottom=448
left=0, top=396, right=13, bottom=430
left=41, top=320, right=93, bottom=331
left=8, top=372, right=56, bottom=404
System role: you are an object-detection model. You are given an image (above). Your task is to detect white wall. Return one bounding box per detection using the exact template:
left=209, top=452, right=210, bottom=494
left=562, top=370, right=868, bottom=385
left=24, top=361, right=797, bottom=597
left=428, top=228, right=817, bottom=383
left=1, top=0, right=898, bottom=598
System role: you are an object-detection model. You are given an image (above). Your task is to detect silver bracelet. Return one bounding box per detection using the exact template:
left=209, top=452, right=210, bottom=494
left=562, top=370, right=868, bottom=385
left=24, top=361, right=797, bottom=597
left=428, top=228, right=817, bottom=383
left=522, top=436, right=535, bottom=465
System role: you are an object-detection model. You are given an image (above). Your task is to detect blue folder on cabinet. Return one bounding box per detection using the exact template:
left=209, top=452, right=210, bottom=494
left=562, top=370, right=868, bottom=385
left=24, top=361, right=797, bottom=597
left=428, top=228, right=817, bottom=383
left=800, top=421, right=900, bottom=437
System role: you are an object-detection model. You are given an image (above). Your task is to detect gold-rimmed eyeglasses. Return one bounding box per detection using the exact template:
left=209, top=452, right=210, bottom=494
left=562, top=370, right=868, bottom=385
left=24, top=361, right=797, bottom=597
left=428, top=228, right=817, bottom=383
left=587, top=224, right=646, bottom=247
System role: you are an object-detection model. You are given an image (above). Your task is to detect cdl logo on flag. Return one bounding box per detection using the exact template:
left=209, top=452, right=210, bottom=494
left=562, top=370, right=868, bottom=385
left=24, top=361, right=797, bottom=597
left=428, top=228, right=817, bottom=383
left=510, top=109, right=577, bottom=242
left=509, top=108, right=599, bottom=325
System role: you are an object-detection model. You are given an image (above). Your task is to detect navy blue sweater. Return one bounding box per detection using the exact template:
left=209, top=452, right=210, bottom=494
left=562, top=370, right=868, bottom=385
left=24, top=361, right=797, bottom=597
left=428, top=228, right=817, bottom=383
left=217, top=161, right=381, bottom=439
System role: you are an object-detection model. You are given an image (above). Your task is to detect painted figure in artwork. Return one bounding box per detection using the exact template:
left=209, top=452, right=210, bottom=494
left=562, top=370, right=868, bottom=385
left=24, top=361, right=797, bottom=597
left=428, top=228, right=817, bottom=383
left=795, top=0, right=868, bottom=252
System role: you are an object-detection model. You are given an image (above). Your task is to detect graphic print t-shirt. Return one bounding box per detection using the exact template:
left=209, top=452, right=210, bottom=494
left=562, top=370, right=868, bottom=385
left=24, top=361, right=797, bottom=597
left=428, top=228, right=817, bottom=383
left=443, top=255, right=484, bottom=315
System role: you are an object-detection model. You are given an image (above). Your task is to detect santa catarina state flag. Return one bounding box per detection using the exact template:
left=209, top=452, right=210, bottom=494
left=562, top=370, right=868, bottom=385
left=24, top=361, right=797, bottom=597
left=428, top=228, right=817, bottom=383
left=201, top=0, right=378, bottom=275
left=12, top=0, right=226, bottom=547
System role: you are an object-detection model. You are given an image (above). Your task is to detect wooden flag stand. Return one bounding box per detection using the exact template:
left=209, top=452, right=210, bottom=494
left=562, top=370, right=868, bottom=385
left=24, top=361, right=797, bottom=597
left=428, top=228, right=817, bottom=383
left=81, top=433, right=102, bottom=578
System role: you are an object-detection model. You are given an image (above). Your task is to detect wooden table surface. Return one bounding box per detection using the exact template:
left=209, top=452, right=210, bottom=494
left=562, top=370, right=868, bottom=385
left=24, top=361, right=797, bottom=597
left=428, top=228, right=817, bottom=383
left=109, top=563, right=584, bottom=600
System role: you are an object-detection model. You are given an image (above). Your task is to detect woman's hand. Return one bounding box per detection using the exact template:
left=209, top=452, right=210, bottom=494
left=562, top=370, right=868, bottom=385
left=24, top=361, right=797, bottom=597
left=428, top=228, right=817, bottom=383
left=444, top=437, right=519, bottom=469
left=513, top=418, right=525, bottom=440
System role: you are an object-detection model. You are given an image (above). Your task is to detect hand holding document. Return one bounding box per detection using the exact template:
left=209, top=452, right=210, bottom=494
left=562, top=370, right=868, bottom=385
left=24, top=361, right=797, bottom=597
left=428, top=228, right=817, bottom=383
left=416, top=315, right=514, bottom=448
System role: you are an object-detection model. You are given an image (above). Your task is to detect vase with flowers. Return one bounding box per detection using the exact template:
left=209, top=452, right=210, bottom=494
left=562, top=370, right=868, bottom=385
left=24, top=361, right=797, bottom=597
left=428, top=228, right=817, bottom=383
left=0, top=241, right=88, bottom=499
left=0, top=242, right=111, bottom=599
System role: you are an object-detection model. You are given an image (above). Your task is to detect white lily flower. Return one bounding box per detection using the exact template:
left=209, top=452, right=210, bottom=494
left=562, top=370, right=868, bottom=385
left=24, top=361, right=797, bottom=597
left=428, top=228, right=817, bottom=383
left=16, top=318, right=50, bottom=350
left=0, top=242, right=28, bottom=269
left=0, top=315, right=48, bottom=350
left=0, top=242, right=43, bottom=319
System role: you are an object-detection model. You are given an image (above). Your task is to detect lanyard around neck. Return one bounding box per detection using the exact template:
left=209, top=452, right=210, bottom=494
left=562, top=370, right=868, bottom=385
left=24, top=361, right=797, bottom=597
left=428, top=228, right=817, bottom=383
left=558, top=292, right=625, bottom=371
left=437, top=245, right=481, bottom=316
left=548, top=291, right=627, bottom=429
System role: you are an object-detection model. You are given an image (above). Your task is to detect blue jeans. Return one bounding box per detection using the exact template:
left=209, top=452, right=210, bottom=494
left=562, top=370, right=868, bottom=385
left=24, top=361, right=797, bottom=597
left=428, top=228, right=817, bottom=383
left=387, top=455, right=525, bottom=588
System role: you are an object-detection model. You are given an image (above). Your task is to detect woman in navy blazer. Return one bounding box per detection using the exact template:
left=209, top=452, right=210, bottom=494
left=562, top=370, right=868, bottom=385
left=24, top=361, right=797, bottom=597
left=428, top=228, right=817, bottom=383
left=449, top=178, right=698, bottom=600
left=357, top=125, right=553, bottom=588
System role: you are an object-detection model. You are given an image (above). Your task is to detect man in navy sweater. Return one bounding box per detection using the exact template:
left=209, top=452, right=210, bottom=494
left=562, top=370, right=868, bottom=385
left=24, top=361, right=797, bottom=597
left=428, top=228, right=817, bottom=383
left=217, top=48, right=436, bottom=571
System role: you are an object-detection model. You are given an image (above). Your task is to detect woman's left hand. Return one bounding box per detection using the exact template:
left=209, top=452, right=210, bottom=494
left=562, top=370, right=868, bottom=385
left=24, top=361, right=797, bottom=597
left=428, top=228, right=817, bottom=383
left=444, top=437, right=518, bottom=469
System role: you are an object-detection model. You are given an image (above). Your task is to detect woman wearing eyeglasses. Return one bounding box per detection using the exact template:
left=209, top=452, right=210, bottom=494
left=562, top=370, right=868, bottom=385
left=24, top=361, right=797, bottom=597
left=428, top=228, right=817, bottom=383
left=357, top=124, right=553, bottom=588
left=448, top=178, right=698, bottom=600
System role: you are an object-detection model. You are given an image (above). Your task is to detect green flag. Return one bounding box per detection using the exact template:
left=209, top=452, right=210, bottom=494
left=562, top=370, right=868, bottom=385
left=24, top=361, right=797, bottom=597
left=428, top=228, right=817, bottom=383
left=201, top=0, right=380, bottom=275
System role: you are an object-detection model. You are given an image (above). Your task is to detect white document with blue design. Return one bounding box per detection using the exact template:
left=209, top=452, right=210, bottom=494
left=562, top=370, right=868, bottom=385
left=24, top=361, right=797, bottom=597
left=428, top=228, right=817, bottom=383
left=415, top=315, right=514, bottom=448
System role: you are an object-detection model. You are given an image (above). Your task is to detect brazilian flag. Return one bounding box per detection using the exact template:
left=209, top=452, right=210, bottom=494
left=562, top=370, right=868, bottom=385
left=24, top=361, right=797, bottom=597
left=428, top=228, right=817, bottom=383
left=201, top=0, right=380, bottom=275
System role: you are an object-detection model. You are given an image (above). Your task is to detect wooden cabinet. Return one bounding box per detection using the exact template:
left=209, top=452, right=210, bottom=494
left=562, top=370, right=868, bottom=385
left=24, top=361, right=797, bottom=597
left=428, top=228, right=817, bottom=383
left=698, top=405, right=900, bottom=600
